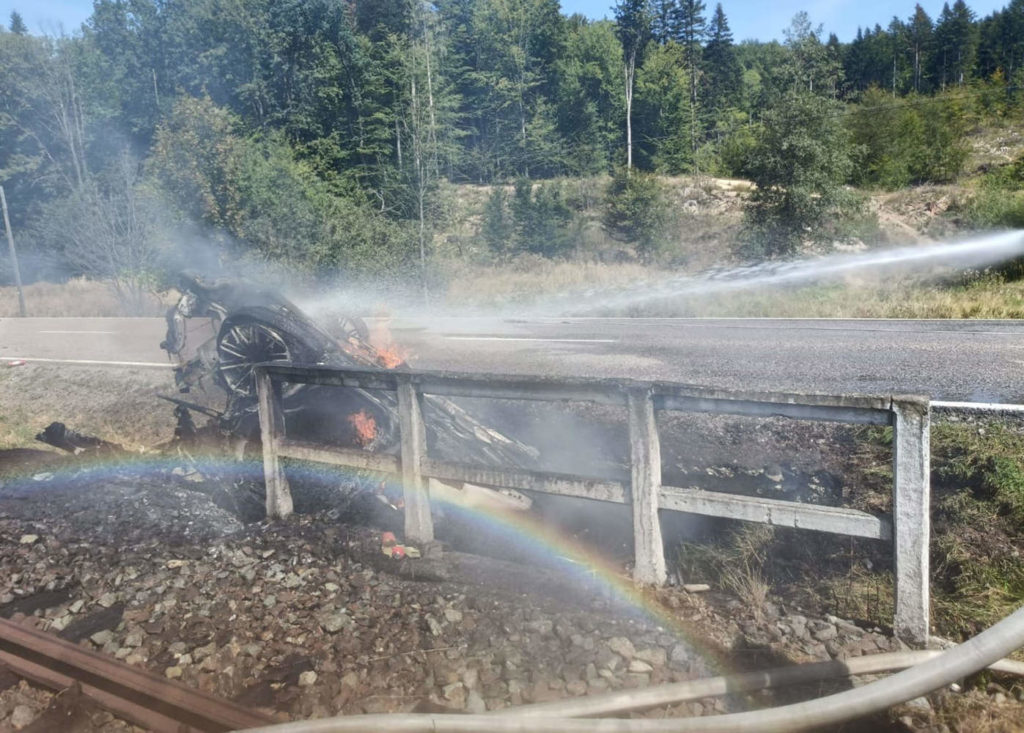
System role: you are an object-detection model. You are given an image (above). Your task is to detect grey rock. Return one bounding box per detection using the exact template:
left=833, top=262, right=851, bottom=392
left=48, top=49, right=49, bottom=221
left=465, top=690, right=486, bottom=713
left=341, top=671, right=360, bottom=688
left=905, top=695, right=932, bottom=712
left=525, top=618, right=553, bottom=635
left=10, top=705, right=35, bottom=729
left=566, top=680, right=588, bottom=696
left=634, top=647, right=667, bottom=666
left=320, top=612, right=353, bottom=634
left=670, top=643, right=690, bottom=664
left=90, top=630, right=114, bottom=646
left=812, top=625, right=838, bottom=642
left=607, top=636, right=635, bottom=659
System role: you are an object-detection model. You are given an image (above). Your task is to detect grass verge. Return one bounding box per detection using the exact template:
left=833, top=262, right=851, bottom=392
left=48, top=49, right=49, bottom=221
left=442, top=260, right=1024, bottom=318
left=0, top=278, right=171, bottom=317
left=674, top=419, right=1024, bottom=643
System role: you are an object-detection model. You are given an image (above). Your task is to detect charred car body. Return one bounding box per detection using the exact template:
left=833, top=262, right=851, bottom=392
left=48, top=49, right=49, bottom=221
left=160, top=272, right=538, bottom=468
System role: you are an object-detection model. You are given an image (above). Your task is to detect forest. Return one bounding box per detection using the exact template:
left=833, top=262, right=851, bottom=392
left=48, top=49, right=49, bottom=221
left=0, top=0, right=1022, bottom=301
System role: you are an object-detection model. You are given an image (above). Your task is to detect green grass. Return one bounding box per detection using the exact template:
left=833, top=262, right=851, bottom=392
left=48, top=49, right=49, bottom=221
left=933, top=422, right=1024, bottom=526
left=673, top=420, right=1024, bottom=642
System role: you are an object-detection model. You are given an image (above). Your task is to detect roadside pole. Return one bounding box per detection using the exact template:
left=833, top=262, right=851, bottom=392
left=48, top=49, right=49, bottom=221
left=0, top=185, right=27, bottom=317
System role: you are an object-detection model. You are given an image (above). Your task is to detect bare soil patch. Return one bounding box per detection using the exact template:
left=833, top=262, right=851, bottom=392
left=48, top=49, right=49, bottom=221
left=0, top=363, right=216, bottom=452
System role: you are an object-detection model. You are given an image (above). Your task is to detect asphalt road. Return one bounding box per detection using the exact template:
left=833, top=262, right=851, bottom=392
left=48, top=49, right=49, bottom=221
left=1, top=316, right=1022, bottom=403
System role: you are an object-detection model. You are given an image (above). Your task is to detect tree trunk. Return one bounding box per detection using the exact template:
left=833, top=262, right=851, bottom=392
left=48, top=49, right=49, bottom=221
left=411, top=73, right=429, bottom=306
left=396, top=117, right=402, bottom=169
left=625, top=49, right=636, bottom=172
left=689, top=54, right=699, bottom=171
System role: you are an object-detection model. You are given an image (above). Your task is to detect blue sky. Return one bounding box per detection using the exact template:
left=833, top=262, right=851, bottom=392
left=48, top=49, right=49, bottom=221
left=0, top=0, right=1011, bottom=42
left=560, top=0, right=1009, bottom=41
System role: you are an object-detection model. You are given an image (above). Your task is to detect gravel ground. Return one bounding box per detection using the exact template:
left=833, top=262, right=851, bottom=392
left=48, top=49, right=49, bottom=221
left=0, top=467, right=722, bottom=728
left=0, top=458, right=1020, bottom=731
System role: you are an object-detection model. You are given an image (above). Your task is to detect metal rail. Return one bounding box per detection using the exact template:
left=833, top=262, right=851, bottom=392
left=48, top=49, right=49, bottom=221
left=254, top=363, right=931, bottom=644
left=0, top=617, right=275, bottom=732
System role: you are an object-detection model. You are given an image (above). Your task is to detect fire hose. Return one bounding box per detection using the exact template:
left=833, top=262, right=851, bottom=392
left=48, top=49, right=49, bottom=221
left=239, top=604, right=1024, bottom=732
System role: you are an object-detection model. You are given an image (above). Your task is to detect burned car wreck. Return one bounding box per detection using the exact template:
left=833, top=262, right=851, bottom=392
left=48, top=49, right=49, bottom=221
left=35, top=273, right=537, bottom=523
left=158, top=272, right=538, bottom=467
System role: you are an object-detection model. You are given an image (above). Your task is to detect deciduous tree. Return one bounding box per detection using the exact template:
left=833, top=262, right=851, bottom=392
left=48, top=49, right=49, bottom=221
left=614, top=0, right=652, bottom=171
left=745, top=91, right=855, bottom=256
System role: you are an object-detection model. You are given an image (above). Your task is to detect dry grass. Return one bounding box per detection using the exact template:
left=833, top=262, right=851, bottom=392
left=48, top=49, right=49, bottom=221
left=0, top=364, right=181, bottom=451
left=441, top=257, right=658, bottom=309
left=0, top=278, right=171, bottom=317
left=633, top=277, right=1024, bottom=319
left=720, top=559, right=771, bottom=622
left=442, top=261, right=1024, bottom=319
left=928, top=688, right=1024, bottom=733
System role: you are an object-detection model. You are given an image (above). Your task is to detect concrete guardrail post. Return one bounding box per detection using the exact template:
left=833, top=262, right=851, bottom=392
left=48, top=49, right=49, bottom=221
left=892, top=397, right=931, bottom=645
left=397, top=377, right=434, bottom=543
left=256, top=369, right=294, bottom=519
left=628, top=388, right=667, bottom=585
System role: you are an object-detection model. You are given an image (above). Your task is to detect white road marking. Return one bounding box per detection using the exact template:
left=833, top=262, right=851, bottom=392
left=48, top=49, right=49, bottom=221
left=39, top=330, right=116, bottom=334
left=932, top=401, right=1024, bottom=412
left=443, top=336, right=617, bottom=343
left=3, top=357, right=172, bottom=368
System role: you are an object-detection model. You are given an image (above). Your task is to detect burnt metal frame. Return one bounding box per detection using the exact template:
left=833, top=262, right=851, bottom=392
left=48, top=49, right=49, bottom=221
left=253, top=363, right=930, bottom=645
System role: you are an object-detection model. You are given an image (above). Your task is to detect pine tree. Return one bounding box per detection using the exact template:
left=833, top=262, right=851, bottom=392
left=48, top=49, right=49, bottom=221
left=825, top=33, right=843, bottom=97
left=782, top=12, right=839, bottom=95
left=470, top=0, right=567, bottom=178
left=677, top=0, right=705, bottom=161
left=634, top=41, right=692, bottom=171
left=975, top=0, right=1022, bottom=82
left=554, top=19, right=624, bottom=175
left=650, top=0, right=681, bottom=44
left=947, top=0, right=977, bottom=86
left=905, top=4, right=934, bottom=93
left=8, top=11, right=26, bottom=35
left=702, top=3, right=740, bottom=110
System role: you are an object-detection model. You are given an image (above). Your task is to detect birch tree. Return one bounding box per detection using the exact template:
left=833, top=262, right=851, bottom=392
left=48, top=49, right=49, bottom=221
left=614, top=0, right=652, bottom=171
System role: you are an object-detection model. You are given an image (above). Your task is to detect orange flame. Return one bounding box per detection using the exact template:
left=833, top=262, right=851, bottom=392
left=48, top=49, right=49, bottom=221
left=375, top=344, right=406, bottom=369
left=348, top=410, right=377, bottom=446
left=370, top=309, right=409, bottom=369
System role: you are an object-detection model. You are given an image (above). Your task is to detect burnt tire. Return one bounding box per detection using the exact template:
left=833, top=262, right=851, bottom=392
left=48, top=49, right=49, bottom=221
left=334, top=315, right=370, bottom=343
left=216, top=316, right=312, bottom=397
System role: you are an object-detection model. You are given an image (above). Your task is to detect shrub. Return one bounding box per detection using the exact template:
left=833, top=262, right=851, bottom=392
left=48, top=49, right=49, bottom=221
left=602, top=168, right=670, bottom=262
left=847, top=88, right=970, bottom=189
left=743, top=91, right=856, bottom=257
left=508, top=179, right=575, bottom=258
left=481, top=187, right=515, bottom=258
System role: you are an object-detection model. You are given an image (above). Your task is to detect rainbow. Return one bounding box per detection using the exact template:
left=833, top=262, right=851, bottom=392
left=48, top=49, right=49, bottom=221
left=0, top=450, right=734, bottom=677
